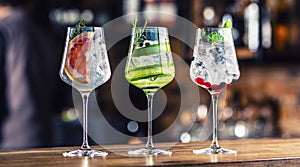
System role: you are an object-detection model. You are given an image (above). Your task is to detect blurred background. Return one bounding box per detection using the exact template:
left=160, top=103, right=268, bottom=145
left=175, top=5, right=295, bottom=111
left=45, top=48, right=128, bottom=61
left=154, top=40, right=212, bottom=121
left=1, top=0, right=300, bottom=148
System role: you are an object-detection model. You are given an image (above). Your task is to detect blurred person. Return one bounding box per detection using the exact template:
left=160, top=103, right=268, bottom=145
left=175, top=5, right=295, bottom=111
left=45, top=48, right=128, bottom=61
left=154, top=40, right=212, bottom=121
left=0, top=0, right=67, bottom=149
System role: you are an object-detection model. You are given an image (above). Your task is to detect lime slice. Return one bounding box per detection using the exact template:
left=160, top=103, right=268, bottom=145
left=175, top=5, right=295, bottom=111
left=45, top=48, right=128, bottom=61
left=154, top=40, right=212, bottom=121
left=223, top=19, right=232, bottom=28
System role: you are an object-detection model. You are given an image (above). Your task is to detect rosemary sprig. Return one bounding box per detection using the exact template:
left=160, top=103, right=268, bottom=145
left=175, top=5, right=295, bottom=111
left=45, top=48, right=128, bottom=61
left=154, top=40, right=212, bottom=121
left=130, top=16, right=147, bottom=67
left=71, top=19, right=87, bottom=40
left=131, top=16, right=138, bottom=28
left=132, top=16, right=147, bottom=49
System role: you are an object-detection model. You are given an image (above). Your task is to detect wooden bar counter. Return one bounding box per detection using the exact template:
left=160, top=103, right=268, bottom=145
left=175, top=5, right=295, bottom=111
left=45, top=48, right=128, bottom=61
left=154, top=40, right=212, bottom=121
left=1, top=138, right=300, bottom=166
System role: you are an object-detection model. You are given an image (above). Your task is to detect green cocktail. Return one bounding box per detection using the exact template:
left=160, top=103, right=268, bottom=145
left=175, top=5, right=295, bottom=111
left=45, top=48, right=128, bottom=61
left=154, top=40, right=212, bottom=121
left=125, top=63, right=175, bottom=94
left=125, top=26, right=175, bottom=155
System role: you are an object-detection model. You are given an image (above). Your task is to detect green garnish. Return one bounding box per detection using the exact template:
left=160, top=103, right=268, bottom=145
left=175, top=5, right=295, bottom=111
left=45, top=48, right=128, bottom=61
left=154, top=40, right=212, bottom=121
left=206, top=19, right=232, bottom=43
left=208, top=31, right=224, bottom=43
left=132, top=16, right=147, bottom=49
left=223, top=19, right=232, bottom=28
left=71, top=19, right=87, bottom=40
left=131, top=16, right=138, bottom=28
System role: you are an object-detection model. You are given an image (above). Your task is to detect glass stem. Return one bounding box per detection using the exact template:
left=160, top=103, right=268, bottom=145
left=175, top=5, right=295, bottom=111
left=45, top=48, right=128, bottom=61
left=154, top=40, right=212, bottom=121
left=210, top=93, right=220, bottom=150
left=146, top=93, right=155, bottom=150
left=81, top=91, right=91, bottom=150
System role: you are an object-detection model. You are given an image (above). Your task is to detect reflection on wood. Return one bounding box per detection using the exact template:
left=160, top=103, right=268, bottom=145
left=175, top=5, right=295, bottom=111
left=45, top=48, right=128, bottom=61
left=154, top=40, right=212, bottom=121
left=1, top=138, right=300, bottom=166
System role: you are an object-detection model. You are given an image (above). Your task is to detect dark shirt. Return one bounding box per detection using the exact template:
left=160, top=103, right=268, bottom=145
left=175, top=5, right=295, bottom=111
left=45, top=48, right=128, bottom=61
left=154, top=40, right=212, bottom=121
left=0, top=27, right=7, bottom=142
left=0, top=9, right=66, bottom=149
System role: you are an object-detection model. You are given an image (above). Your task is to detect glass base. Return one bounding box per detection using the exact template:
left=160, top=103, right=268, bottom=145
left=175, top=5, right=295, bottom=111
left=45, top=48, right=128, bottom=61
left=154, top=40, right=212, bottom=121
left=193, top=147, right=237, bottom=154
left=128, top=148, right=172, bottom=156
left=63, top=149, right=108, bottom=157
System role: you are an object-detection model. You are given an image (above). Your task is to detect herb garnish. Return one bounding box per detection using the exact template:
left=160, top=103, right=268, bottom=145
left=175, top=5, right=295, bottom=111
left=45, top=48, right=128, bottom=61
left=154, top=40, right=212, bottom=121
left=71, top=19, right=87, bottom=40
left=131, top=16, right=147, bottom=49
left=208, top=31, right=224, bottom=43
left=207, top=19, right=232, bottom=43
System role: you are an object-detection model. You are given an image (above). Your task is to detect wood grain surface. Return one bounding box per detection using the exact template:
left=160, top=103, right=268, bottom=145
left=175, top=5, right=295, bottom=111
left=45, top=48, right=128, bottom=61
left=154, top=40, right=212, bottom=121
left=1, top=138, right=300, bottom=166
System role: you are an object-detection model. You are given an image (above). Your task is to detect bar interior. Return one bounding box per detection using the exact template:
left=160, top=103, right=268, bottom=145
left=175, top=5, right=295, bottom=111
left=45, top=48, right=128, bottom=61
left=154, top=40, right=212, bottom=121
left=0, top=0, right=300, bottom=166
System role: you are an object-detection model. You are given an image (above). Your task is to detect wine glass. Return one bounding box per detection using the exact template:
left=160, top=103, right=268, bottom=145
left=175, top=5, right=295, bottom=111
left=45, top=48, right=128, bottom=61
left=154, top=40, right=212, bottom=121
left=59, top=26, right=111, bottom=157
left=190, top=27, right=240, bottom=154
left=125, top=27, right=175, bottom=155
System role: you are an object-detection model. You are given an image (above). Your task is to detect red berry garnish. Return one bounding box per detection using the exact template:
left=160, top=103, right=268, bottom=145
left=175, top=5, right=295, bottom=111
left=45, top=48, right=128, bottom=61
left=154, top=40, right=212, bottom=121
left=195, top=77, right=211, bottom=88
left=195, top=78, right=205, bottom=85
